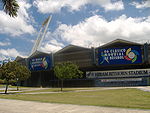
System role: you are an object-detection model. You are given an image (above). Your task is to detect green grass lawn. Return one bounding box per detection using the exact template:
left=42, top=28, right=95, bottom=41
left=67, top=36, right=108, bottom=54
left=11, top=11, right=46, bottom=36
left=0, top=88, right=150, bottom=109
left=19, top=87, right=103, bottom=93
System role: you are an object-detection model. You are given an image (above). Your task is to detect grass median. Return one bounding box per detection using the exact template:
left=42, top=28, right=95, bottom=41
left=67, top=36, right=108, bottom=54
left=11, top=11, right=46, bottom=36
left=0, top=88, right=150, bottom=109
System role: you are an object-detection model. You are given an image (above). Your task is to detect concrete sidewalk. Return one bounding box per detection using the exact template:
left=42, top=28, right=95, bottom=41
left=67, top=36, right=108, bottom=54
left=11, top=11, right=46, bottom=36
left=1, top=86, right=150, bottom=94
left=0, top=99, right=150, bottom=113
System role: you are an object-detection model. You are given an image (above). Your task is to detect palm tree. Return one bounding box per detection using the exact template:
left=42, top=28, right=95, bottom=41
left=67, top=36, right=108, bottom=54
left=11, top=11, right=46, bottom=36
left=1, top=0, right=19, bottom=17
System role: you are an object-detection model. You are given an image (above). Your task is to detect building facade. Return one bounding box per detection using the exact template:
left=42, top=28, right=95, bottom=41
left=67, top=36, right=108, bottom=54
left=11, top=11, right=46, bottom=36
left=16, top=39, right=150, bottom=87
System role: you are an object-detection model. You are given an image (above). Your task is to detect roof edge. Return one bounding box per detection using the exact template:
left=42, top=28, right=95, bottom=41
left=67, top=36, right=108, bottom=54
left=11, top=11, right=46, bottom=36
left=99, top=39, right=142, bottom=48
left=55, top=44, right=90, bottom=54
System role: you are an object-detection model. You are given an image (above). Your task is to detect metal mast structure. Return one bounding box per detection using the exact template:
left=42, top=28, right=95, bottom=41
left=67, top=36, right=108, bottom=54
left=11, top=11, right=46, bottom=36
left=30, top=16, right=52, bottom=56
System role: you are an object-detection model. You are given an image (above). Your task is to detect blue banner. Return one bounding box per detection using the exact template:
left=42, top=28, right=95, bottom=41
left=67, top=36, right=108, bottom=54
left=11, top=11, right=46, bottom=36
left=98, top=46, right=142, bottom=65
left=28, top=56, right=52, bottom=71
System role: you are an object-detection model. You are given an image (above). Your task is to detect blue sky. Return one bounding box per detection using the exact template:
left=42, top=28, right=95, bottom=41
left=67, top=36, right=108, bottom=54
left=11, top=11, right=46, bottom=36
left=0, top=0, right=150, bottom=60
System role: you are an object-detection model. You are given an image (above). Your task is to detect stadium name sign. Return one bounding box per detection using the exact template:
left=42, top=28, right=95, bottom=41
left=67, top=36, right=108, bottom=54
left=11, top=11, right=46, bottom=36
left=86, top=69, right=150, bottom=79
left=98, top=46, right=142, bottom=65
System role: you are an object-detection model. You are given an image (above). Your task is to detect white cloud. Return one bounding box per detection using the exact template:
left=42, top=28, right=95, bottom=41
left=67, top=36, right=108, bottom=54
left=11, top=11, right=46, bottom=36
left=40, top=31, right=64, bottom=53
left=33, top=0, right=124, bottom=13
left=131, top=1, right=150, bottom=9
left=103, top=1, right=124, bottom=11
left=0, top=42, right=11, bottom=46
left=43, top=15, right=150, bottom=49
left=0, top=48, right=22, bottom=60
left=0, top=0, right=35, bottom=36
left=90, top=9, right=100, bottom=15
left=40, top=43, right=62, bottom=53
left=33, top=0, right=89, bottom=13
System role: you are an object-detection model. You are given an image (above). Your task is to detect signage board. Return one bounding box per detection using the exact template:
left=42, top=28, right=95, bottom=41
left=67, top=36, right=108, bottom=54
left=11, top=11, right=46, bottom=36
left=28, top=56, right=52, bottom=71
left=100, top=78, right=142, bottom=82
left=86, top=69, right=150, bottom=79
left=98, top=46, right=142, bottom=65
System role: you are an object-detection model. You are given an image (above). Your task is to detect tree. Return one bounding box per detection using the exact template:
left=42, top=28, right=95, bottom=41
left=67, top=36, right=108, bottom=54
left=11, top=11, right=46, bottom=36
left=0, top=61, right=31, bottom=94
left=0, top=67, right=4, bottom=84
left=54, top=62, right=83, bottom=91
left=1, top=0, right=19, bottom=17
left=14, top=64, right=31, bottom=90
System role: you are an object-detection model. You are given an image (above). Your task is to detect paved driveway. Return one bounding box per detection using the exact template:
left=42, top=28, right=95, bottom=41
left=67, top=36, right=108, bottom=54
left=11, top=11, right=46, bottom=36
left=0, top=99, right=150, bottom=113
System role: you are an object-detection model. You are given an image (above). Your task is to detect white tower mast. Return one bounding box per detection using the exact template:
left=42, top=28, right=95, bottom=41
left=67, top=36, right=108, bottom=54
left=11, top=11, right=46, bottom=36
left=30, top=16, right=52, bottom=55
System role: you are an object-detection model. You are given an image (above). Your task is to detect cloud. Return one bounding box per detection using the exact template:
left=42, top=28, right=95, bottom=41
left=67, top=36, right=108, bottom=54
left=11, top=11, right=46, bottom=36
left=90, top=9, right=100, bottom=15
left=40, top=43, right=63, bottom=53
left=0, top=0, right=35, bottom=36
left=33, top=0, right=124, bottom=13
left=102, top=1, right=124, bottom=11
left=40, top=31, right=64, bottom=53
left=0, top=41, right=11, bottom=46
left=42, top=14, right=150, bottom=50
left=0, top=48, right=22, bottom=60
left=131, top=1, right=150, bottom=9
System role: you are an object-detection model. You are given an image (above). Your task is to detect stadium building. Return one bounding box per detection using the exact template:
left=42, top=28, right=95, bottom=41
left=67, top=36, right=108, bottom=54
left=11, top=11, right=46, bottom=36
left=15, top=16, right=150, bottom=87
left=16, top=39, right=150, bottom=87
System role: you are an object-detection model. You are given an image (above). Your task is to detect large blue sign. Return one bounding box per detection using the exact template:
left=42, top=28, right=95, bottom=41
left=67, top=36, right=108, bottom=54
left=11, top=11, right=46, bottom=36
left=28, top=56, right=52, bottom=71
left=98, top=46, right=142, bottom=65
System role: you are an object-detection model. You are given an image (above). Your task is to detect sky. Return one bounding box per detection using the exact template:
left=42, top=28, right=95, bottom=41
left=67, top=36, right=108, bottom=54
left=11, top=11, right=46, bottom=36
left=0, top=0, right=150, bottom=61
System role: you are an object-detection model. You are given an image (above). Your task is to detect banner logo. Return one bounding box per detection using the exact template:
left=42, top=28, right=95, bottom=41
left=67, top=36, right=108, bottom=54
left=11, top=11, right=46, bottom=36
left=29, top=56, right=51, bottom=71
left=124, top=48, right=139, bottom=63
left=98, top=46, right=142, bottom=65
